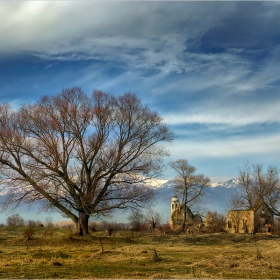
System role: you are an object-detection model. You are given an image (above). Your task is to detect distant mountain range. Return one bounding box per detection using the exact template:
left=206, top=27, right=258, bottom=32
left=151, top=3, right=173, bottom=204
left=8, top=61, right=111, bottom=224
left=153, top=178, right=241, bottom=221
left=0, top=178, right=241, bottom=224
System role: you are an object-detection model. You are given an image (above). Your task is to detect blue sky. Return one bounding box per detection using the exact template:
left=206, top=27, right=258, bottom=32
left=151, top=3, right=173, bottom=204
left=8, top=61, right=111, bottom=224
left=1, top=1, right=280, bottom=185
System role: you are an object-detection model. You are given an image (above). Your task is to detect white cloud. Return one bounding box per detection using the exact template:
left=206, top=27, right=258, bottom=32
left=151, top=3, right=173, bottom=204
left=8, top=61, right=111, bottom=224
left=166, top=132, right=280, bottom=160
left=0, top=2, right=232, bottom=57
left=164, top=97, right=280, bottom=126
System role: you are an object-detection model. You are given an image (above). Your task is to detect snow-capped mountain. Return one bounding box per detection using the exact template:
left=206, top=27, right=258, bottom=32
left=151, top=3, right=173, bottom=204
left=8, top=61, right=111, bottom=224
left=149, top=177, right=241, bottom=190
left=0, top=178, right=241, bottom=224
left=211, top=178, right=241, bottom=188
left=144, top=178, right=169, bottom=188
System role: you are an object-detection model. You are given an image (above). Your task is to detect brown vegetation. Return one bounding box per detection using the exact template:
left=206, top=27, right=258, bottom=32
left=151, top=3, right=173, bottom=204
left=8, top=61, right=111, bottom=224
left=1, top=225, right=280, bottom=278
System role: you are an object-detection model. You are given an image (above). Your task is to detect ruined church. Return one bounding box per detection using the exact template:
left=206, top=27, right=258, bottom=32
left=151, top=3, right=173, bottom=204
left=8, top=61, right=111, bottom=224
left=225, top=201, right=276, bottom=234
left=169, top=196, right=202, bottom=230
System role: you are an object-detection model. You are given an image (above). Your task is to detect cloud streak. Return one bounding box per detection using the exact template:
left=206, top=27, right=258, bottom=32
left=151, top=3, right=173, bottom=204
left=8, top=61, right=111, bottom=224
left=164, top=98, right=280, bottom=127
left=166, top=132, right=280, bottom=164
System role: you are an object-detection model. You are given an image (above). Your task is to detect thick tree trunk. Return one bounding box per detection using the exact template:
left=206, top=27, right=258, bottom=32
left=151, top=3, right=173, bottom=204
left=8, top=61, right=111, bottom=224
left=77, top=212, right=90, bottom=236
left=181, top=188, right=187, bottom=232
left=181, top=203, right=186, bottom=232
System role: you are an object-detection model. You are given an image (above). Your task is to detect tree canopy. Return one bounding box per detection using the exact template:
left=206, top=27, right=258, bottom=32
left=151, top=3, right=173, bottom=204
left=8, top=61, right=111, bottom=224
left=235, top=161, right=280, bottom=213
left=0, top=87, right=173, bottom=235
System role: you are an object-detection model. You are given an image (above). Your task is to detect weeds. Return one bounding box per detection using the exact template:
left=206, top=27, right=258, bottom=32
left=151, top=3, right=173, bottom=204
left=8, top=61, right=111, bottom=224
left=65, top=225, right=75, bottom=240
left=106, top=226, right=114, bottom=236
left=152, top=248, right=160, bottom=262
left=99, top=237, right=104, bottom=253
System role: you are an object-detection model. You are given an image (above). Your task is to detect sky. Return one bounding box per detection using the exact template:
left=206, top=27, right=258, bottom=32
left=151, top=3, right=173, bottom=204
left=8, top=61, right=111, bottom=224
left=1, top=1, right=280, bottom=188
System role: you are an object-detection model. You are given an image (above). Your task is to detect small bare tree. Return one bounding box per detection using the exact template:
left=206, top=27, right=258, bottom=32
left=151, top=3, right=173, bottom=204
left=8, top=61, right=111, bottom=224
left=145, top=209, right=163, bottom=231
left=169, top=159, right=210, bottom=231
left=238, top=161, right=280, bottom=213
left=238, top=161, right=259, bottom=208
left=6, top=213, right=25, bottom=227
left=128, top=210, right=145, bottom=231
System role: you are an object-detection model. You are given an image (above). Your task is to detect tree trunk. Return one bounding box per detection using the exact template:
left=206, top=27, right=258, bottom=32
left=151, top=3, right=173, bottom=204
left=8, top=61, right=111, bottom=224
left=77, top=212, right=90, bottom=236
left=181, top=187, right=187, bottom=232
left=181, top=203, right=186, bottom=232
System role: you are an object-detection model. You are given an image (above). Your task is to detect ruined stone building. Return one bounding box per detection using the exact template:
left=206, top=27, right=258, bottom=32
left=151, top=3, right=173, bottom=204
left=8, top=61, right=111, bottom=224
left=225, top=201, right=275, bottom=234
left=170, top=196, right=202, bottom=230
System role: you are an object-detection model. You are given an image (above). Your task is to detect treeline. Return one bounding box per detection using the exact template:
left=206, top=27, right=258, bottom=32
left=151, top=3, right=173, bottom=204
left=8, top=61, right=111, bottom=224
left=1, top=210, right=227, bottom=235
left=0, top=214, right=64, bottom=229
left=7, top=210, right=280, bottom=237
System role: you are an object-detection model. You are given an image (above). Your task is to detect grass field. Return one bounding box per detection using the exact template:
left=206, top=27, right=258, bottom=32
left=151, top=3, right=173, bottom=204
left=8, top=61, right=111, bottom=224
left=0, top=226, right=280, bottom=279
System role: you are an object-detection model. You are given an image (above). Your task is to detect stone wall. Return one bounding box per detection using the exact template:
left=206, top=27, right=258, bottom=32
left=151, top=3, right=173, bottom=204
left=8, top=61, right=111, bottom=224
left=226, top=210, right=254, bottom=233
left=170, top=204, right=200, bottom=230
left=254, top=203, right=274, bottom=233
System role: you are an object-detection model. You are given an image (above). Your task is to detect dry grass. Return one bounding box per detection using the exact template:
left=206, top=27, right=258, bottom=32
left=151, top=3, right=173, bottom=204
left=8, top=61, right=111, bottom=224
left=0, top=226, right=280, bottom=278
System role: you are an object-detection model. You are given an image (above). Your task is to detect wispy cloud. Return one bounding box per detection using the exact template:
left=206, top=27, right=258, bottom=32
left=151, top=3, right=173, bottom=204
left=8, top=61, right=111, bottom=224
left=164, top=97, right=280, bottom=127
left=166, top=132, right=280, bottom=160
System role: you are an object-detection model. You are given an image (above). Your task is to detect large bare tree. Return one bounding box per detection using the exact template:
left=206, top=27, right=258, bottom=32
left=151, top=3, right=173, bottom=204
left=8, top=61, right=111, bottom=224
left=0, top=87, right=173, bottom=235
left=169, top=159, right=210, bottom=231
left=237, top=162, right=280, bottom=214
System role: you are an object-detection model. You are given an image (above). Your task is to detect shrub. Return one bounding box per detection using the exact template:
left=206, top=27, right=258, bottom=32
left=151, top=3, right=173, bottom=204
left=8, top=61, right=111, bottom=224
left=23, top=226, right=35, bottom=240
left=158, top=222, right=172, bottom=233
left=43, top=217, right=55, bottom=238
left=6, top=214, right=25, bottom=227
left=128, top=210, right=145, bottom=231
left=44, top=217, right=54, bottom=228
left=36, top=220, right=44, bottom=227
left=106, top=226, right=114, bottom=236
left=27, top=220, right=37, bottom=227
left=89, top=222, right=96, bottom=232
left=205, top=211, right=226, bottom=233
left=66, top=224, right=75, bottom=239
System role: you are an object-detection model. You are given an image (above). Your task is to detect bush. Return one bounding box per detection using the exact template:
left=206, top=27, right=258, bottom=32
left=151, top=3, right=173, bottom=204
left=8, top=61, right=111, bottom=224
left=23, top=226, right=35, bottom=240
left=106, top=226, right=114, bottom=236
left=27, top=220, right=37, bottom=227
left=89, top=222, right=96, bottom=232
left=6, top=214, right=25, bottom=227
left=205, top=211, right=226, bottom=233
left=128, top=210, right=145, bottom=231
left=43, top=217, right=55, bottom=238
left=36, top=220, right=44, bottom=227
left=66, top=224, right=75, bottom=239
left=159, top=222, right=172, bottom=233
left=44, top=217, right=54, bottom=228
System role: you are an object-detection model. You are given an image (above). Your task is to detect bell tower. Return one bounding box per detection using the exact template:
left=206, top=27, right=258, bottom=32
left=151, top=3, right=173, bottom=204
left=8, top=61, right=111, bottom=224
left=170, top=196, right=180, bottom=229
left=171, top=196, right=179, bottom=213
